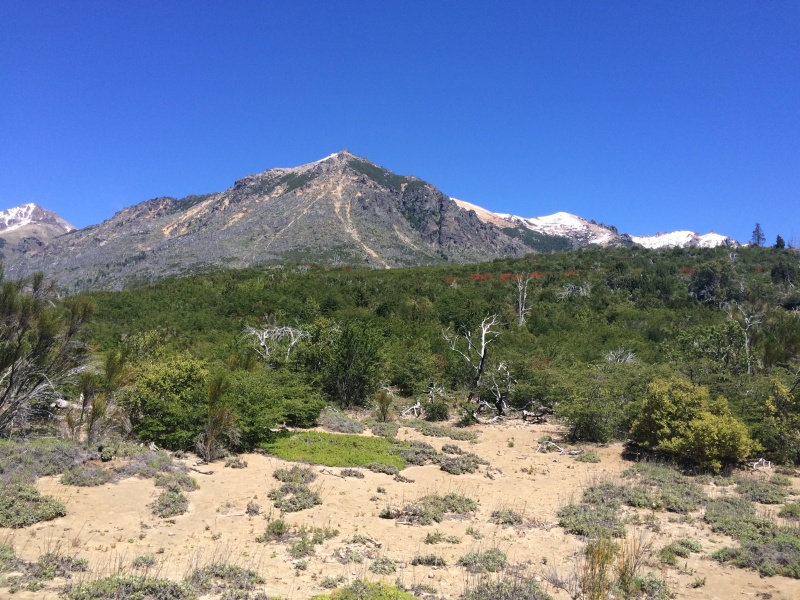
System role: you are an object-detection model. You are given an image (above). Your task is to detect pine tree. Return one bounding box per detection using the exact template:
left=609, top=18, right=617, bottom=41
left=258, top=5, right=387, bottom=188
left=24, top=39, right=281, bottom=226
left=752, top=223, right=765, bottom=247
left=775, top=234, right=785, bottom=249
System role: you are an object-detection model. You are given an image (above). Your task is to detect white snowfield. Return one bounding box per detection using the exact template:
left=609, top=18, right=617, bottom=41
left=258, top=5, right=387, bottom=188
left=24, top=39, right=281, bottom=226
left=0, top=203, right=75, bottom=235
left=452, top=199, right=738, bottom=249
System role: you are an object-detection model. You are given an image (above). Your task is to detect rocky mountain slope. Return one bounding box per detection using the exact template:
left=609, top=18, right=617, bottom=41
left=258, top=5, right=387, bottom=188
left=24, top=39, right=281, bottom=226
left=453, top=200, right=739, bottom=250
left=0, top=203, right=75, bottom=264
left=2, top=152, right=530, bottom=291
left=1, top=152, right=740, bottom=291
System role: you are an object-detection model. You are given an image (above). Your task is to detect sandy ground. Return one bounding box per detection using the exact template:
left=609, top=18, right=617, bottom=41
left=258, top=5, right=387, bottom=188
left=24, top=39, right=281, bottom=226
left=3, top=419, right=800, bottom=599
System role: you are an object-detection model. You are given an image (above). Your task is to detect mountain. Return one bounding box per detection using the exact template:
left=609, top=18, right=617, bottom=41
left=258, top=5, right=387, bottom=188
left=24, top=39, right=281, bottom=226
left=2, top=152, right=529, bottom=291
left=1, top=152, right=740, bottom=291
left=453, top=200, right=739, bottom=250
left=0, top=203, right=76, bottom=264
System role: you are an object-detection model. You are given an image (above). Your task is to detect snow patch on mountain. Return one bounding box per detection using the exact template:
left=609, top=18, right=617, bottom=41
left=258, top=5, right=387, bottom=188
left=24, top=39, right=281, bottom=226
left=631, top=231, right=737, bottom=249
left=0, top=203, right=76, bottom=235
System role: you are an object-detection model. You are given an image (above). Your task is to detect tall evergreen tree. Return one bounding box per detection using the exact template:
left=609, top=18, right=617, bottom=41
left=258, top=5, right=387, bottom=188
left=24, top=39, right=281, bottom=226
left=775, top=234, right=786, bottom=249
left=752, top=223, right=766, bottom=247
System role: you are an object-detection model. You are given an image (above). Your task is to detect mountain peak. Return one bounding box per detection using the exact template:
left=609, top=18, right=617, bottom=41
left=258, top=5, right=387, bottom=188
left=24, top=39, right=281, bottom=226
left=0, top=203, right=75, bottom=235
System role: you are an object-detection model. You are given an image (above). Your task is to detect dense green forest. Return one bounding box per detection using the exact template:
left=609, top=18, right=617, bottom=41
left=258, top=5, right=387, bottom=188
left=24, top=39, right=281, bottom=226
left=3, top=245, right=800, bottom=469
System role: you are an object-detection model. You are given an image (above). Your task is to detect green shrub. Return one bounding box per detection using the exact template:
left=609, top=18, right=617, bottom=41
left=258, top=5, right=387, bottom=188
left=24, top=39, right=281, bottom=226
left=575, top=451, right=601, bottom=463
left=0, top=483, right=66, bottom=528
left=1, top=542, right=21, bottom=573
left=411, top=554, right=446, bottom=566
left=131, top=554, right=157, bottom=569
left=623, top=463, right=708, bottom=513
left=28, top=551, right=88, bottom=580
left=703, top=496, right=775, bottom=541
left=267, top=483, right=321, bottom=512
left=713, top=532, right=800, bottom=578
left=255, top=517, right=290, bottom=542
left=62, top=575, right=196, bottom=600
left=395, top=440, right=438, bottom=465
left=319, top=407, right=364, bottom=434
left=457, top=548, right=508, bottom=573
left=370, top=421, right=399, bottom=438
left=779, top=503, right=800, bottom=519
left=491, top=508, right=524, bottom=526
left=0, top=438, right=87, bottom=484
left=735, top=476, right=790, bottom=504
left=115, top=450, right=186, bottom=479
left=311, top=579, right=416, bottom=600
left=154, top=473, right=198, bottom=492
left=461, top=577, right=553, bottom=600
left=630, top=378, right=755, bottom=472
left=224, top=456, right=247, bottom=468
left=369, top=556, right=397, bottom=574
left=557, top=503, right=625, bottom=538
left=659, top=539, right=702, bottom=565
left=340, top=468, right=364, bottom=478
left=437, top=452, right=487, bottom=474
left=409, top=421, right=478, bottom=441
left=422, top=395, right=450, bottom=421
left=368, top=462, right=399, bottom=475
left=61, top=464, right=113, bottom=487
left=187, top=562, right=264, bottom=594
left=151, top=489, right=188, bottom=518
left=400, top=493, right=478, bottom=525
left=273, top=465, right=317, bottom=484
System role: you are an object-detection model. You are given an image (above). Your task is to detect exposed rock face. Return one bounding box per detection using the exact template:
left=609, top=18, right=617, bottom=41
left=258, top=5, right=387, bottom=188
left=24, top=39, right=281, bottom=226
left=2, top=152, right=531, bottom=291
left=0, top=203, right=76, bottom=265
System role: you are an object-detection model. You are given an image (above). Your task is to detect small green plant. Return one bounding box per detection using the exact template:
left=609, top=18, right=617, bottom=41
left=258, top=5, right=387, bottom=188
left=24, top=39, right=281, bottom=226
left=318, top=406, right=364, bottom=433
left=441, top=444, right=463, bottom=455
left=424, top=530, right=445, bottom=544
left=370, top=421, right=399, bottom=438
left=398, top=493, right=477, bottom=525
left=466, top=525, right=484, bottom=539
left=735, top=476, right=791, bottom=504
left=256, top=517, right=290, bottom=542
left=268, top=483, right=322, bottom=512
left=575, top=451, right=601, bottom=463
left=373, top=390, right=394, bottom=423
left=151, top=489, right=188, bottom=518
left=61, top=464, right=113, bottom=487
left=63, top=575, right=197, bottom=600
left=368, top=462, right=399, bottom=476
left=411, top=553, right=446, bottom=566
left=313, top=579, right=416, bottom=599
left=340, top=468, right=365, bottom=478
left=154, top=472, right=198, bottom=492
left=659, top=538, right=702, bottom=565
left=779, top=502, right=800, bottom=519
left=436, top=452, right=487, bottom=475
left=320, top=575, right=346, bottom=589
left=457, top=548, right=508, bottom=573
left=0, top=483, right=66, bottom=528
left=491, top=508, right=524, bottom=526
left=557, top=503, right=625, bottom=538
left=462, top=577, right=552, bottom=600
left=369, top=556, right=397, bottom=574
left=132, top=553, right=157, bottom=569
left=187, top=562, right=264, bottom=594
left=246, top=501, right=261, bottom=516
left=273, top=465, right=317, bottom=484
left=224, top=456, right=248, bottom=468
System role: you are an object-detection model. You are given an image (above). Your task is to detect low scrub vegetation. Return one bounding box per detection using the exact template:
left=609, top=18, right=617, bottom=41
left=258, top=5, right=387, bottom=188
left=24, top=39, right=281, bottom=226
left=260, top=431, right=406, bottom=470
left=0, top=483, right=66, bottom=528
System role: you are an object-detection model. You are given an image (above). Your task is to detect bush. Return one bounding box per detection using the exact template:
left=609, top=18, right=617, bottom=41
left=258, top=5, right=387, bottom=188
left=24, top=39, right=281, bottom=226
left=437, top=452, right=486, bottom=474
left=187, top=562, right=264, bottom=594
left=400, top=493, right=477, bottom=525
left=779, top=503, right=800, bottom=519
left=259, top=431, right=406, bottom=470
left=311, top=579, right=416, bottom=600
left=0, top=438, right=87, bottom=484
left=368, top=462, right=399, bottom=476
left=154, top=473, right=198, bottom=492
left=630, top=378, right=755, bottom=472
left=224, top=456, right=247, bottom=468
left=411, top=421, right=478, bottom=441
left=659, top=538, right=702, bottom=565
left=411, top=554, right=446, bottom=566
left=61, top=464, right=113, bottom=487
left=575, top=451, right=601, bottom=463
left=735, top=476, right=790, bottom=504
left=457, top=548, right=508, bottom=573
left=318, top=406, right=364, bottom=434
left=340, top=468, right=364, bottom=478
left=461, top=577, right=553, bottom=600
left=422, top=395, right=450, bottom=421
left=369, top=556, right=397, bottom=574
left=370, top=421, right=399, bottom=438
left=62, top=575, right=196, bottom=600
left=491, top=508, right=524, bottom=526
left=557, top=503, right=625, bottom=538
left=151, top=490, right=188, bottom=518
left=267, top=483, right=321, bottom=512
left=273, top=465, right=317, bottom=484
left=0, top=483, right=66, bottom=527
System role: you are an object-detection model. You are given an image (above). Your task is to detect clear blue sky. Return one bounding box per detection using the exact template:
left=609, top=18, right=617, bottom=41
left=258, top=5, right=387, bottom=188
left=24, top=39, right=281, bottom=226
left=1, top=1, right=798, bottom=244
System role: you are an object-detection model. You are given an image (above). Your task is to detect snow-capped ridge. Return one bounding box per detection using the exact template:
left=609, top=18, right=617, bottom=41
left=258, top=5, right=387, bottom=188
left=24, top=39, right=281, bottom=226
left=0, top=203, right=76, bottom=235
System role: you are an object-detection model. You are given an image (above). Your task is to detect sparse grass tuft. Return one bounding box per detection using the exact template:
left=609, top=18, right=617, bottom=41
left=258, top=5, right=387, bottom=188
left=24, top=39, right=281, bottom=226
left=491, top=508, right=524, bottom=526
left=154, top=472, right=198, bottom=492
left=224, top=456, right=248, bottom=469
left=411, top=554, right=446, bottom=566
left=369, top=556, right=397, bottom=574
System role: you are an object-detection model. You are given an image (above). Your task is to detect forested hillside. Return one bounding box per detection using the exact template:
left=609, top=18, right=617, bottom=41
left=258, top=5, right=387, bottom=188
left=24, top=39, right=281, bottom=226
left=72, top=245, right=800, bottom=468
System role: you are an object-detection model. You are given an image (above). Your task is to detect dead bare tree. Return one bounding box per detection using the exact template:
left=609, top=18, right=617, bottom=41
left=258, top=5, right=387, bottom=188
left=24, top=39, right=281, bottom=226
left=726, top=301, right=762, bottom=375
left=513, top=274, right=534, bottom=327
left=245, top=319, right=309, bottom=365
left=443, top=314, right=505, bottom=419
